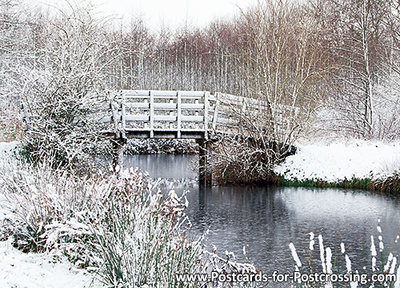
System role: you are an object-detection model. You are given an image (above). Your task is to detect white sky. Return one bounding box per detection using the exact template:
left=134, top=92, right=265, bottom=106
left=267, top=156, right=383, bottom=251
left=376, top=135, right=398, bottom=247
left=28, top=0, right=257, bottom=32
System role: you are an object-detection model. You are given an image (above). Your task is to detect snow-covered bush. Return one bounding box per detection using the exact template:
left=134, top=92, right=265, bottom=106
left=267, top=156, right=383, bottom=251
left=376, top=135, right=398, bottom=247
left=20, top=4, right=120, bottom=171
left=0, top=159, right=207, bottom=286
left=125, top=139, right=198, bottom=155
left=0, top=159, right=99, bottom=265
left=0, top=156, right=261, bottom=287
left=211, top=135, right=296, bottom=184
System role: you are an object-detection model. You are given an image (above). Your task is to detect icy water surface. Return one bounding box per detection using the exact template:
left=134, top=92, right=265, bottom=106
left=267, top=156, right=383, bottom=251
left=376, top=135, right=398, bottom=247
left=125, top=154, right=400, bottom=276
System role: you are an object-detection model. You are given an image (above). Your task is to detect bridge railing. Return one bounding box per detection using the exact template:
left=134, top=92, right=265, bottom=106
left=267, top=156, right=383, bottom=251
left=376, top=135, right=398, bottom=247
left=106, top=90, right=211, bottom=139
left=101, top=90, right=285, bottom=139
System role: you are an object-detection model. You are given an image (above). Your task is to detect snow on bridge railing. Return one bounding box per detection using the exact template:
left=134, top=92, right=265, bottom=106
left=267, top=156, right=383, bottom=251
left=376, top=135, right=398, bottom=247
left=98, top=90, right=288, bottom=139
left=106, top=90, right=210, bottom=139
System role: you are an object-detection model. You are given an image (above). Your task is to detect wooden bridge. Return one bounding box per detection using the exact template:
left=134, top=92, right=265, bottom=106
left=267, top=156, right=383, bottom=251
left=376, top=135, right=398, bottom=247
left=100, top=90, right=265, bottom=140
left=23, top=89, right=295, bottom=185
left=98, top=90, right=269, bottom=185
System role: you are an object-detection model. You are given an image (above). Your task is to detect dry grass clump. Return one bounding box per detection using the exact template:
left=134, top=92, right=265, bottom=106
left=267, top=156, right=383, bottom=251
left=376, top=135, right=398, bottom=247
left=289, top=221, right=400, bottom=288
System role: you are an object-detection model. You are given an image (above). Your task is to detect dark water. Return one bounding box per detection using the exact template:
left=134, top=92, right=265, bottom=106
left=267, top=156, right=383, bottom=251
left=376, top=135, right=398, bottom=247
left=125, top=154, right=400, bottom=276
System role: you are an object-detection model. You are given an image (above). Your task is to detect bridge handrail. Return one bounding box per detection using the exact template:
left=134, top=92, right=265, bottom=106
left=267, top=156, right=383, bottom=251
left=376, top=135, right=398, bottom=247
left=101, top=90, right=289, bottom=139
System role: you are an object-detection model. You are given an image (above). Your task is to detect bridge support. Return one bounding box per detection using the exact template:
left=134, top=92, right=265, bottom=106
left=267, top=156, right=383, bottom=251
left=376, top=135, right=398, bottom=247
left=197, top=139, right=212, bottom=187
left=111, top=137, right=127, bottom=172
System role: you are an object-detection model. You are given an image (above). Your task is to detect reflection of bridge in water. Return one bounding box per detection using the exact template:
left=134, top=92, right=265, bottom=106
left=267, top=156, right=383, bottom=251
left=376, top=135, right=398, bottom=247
left=99, top=90, right=270, bottom=185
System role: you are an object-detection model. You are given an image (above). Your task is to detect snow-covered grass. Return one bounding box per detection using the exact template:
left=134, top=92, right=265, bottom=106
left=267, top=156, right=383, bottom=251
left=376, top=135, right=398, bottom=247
left=0, top=142, right=103, bottom=287
left=275, top=141, right=400, bottom=183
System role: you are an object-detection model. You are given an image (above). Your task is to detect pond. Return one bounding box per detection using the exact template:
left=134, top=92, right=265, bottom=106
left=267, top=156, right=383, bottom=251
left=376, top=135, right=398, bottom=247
left=125, top=154, right=400, bottom=278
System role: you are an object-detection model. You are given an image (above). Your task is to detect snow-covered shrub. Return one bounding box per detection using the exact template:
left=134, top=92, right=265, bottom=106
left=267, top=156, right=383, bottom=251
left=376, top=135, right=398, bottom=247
left=20, top=4, right=120, bottom=171
left=125, top=139, right=198, bottom=155
left=0, top=0, right=31, bottom=142
left=211, top=135, right=296, bottom=184
left=0, top=159, right=98, bottom=266
left=0, top=160, right=208, bottom=286
left=0, top=152, right=259, bottom=286
left=211, top=136, right=274, bottom=184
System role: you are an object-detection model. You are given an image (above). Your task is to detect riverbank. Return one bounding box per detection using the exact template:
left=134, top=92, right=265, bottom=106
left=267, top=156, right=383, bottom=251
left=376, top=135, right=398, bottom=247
left=274, top=141, right=400, bottom=194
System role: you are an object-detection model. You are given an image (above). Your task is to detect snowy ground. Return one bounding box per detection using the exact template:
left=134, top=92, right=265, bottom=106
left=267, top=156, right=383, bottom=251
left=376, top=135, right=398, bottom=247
left=0, top=141, right=18, bottom=163
left=0, top=240, right=102, bottom=288
left=0, top=142, right=103, bottom=288
left=275, top=141, right=400, bottom=182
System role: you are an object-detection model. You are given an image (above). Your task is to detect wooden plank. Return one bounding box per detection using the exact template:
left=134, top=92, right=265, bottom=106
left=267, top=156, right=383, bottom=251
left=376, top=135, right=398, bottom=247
left=124, top=95, right=151, bottom=99
left=180, top=103, right=203, bottom=110
left=179, top=91, right=205, bottom=97
left=181, top=115, right=204, bottom=122
left=125, top=115, right=149, bottom=121
left=154, top=115, right=177, bottom=122
left=123, top=90, right=205, bottom=97
left=219, top=92, right=268, bottom=109
left=150, top=94, right=178, bottom=99
left=153, top=103, right=176, bottom=110
left=180, top=95, right=203, bottom=99
left=123, top=90, right=151, bottom=97
left=152, top=90, right=181, bottom=97
left=177, top=91, right=181, bottom=138
left=204, top=91, right=209, bottom=138
left=149, top=91, right=154, bottom=138
left=124, top=103, right=150, bottom=109
left=124, top=128, right=205, bottom=132
left=153, top=90, right=204, bottom=97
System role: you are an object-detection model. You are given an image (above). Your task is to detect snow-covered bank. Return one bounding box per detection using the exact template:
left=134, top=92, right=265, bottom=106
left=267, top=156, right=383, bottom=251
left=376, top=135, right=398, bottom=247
left=275, top=141, right=400, bottom=183
left=0, top=239, right=102, bottom=288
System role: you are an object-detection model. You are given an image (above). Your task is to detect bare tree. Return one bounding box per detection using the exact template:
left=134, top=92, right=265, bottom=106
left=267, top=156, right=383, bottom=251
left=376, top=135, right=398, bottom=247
left=315, top=0, right=392, bottom=138
left=0, top=0, right=32, bottom=141
left=211, top=0, right=330, bottom=183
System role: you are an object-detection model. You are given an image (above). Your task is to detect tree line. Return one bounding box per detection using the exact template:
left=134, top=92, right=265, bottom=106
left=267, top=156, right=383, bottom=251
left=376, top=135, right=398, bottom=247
left=1, top=0, right=400, bottom=146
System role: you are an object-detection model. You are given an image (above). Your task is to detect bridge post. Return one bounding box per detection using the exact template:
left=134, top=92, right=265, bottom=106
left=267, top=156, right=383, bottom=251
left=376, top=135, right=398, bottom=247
left=197, top=139, right=212, bottom=187
left=111, top=137, right=126, bottom=172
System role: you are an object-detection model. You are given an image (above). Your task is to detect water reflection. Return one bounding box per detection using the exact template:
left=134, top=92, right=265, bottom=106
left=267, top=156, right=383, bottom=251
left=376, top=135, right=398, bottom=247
left=126, top=154, right=400, bottom=276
